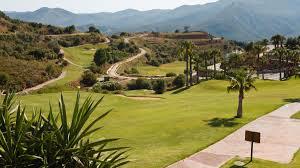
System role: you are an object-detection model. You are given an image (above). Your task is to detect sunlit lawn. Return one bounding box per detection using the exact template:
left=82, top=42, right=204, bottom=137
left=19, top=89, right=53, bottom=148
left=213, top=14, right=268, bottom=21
left=63, top=43, right=108, bottom=67
left=135, top=61, right=185, bottom=76
left=8, top=78, right=300, bottom=168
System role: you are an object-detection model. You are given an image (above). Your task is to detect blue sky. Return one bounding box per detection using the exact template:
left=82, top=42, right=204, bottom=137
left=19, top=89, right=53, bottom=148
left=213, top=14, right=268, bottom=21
left=0, top=0, right=218, bottom=13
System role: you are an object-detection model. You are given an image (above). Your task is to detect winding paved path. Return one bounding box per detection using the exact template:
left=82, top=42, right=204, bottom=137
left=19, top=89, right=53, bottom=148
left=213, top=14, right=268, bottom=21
left=168, top=103, right=300, bottom=168
left=107, top=48, right=147, bottom=80
left=18, top=71, right=67, bottom=94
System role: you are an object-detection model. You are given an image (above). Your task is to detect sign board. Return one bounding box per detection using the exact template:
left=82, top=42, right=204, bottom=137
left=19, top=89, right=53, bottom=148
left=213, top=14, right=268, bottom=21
left=245, top=131, right=261, bottom=143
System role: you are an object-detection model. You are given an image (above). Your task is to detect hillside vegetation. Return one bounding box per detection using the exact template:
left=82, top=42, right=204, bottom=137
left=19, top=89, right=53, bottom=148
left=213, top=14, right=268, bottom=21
left=0, top=12, right=104, bottom=92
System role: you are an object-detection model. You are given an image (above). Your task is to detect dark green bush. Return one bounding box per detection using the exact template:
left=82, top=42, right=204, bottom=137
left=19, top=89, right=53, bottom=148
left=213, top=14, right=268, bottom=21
left=0, top=72, right=8, bottom=90
left=172, top=74, right=185, bottom=88
left=152, top=79, right=166, bottom=94
left=127, top=78, right=152, bottom=90
left=166, top=72, right=177, bottom=77
left=93, top=81, right=122, bottom=92
left=80, top=70, right=97, bottom=87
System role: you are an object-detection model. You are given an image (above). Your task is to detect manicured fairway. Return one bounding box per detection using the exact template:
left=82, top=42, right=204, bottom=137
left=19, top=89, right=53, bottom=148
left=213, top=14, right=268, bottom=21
left=291, top=111, right=300, bottom=119
left=8, top=78, right=300, bottom=168
left=63, top=43, right=108, bottom=67
left=222, top=151, right=300, bottom=168
left=135, top=61, right=185, bottom=76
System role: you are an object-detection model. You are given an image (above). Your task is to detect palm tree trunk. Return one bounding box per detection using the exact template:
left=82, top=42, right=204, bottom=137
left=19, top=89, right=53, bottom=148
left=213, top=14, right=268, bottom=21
left=189, top=55, right=193, bottom=86
left=185, top=51, right=189, bottom=87
left=236, top=89, right=244, bottom=118
left=280, top=55, right=282, bottom=81
left=205, top=56, right=208, bottom=80
left=196, top=63, right=199, bottom=83
left=213, top=55, right=216, bottom=78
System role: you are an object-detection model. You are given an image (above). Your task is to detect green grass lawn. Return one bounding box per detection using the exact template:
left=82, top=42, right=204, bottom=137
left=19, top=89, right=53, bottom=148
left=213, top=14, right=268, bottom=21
left=36, top=43, right=108, bottom=93
left=222, top=151, right=300, bottom=168
left=291, top=111, right=300, bottom=119
left=5, top=78, right=300, bottom=168
left=63, top=43, right=108, bottom=67
left=135, top=61, right=185, bottom=76
left=35, top=64, right=84, bottom=93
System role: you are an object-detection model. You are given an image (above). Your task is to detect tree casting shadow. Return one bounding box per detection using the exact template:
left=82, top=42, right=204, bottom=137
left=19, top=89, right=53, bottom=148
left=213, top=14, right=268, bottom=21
left=204, top=117, right=239, bottom=127
left=171, top=87, right=190, bottom=94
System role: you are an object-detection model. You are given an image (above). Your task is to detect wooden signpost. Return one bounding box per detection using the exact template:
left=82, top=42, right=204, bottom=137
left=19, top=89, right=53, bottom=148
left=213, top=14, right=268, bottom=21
left=245, top=130, right=261, bottom=161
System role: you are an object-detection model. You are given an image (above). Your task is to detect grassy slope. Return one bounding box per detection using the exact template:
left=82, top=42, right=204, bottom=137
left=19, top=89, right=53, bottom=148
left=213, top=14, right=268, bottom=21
left=36, top=44, right=107, bottom=93
left=135, top=61, right=185, bottom=76
left=291, top=111, right=300, bottom=119
left=63, top=43, right=108, bottom=67
left=8, top=78, right=300, bottom=168
left=222, top=151, right=300, bottom=168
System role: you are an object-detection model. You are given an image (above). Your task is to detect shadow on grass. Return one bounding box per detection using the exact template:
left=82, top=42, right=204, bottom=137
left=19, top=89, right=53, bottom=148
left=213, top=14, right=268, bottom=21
left=204, top=117, right=239, bottom=127
left=171, top=87, right=190, bottom=94
left=283, top=98, right=300, bottom=103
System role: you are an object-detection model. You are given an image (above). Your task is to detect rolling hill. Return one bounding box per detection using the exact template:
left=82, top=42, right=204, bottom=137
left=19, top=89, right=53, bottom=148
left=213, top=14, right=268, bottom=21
left=5, top=0, right=300, bottom=41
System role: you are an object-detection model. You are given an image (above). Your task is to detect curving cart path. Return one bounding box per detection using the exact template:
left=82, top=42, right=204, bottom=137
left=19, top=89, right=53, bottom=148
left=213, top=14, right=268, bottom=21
left=168, top=103, right=300, bottom=168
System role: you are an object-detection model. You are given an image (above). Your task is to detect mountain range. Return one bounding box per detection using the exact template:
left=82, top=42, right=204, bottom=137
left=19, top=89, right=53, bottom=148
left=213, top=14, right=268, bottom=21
left=5, top=0, right=300, bottom=41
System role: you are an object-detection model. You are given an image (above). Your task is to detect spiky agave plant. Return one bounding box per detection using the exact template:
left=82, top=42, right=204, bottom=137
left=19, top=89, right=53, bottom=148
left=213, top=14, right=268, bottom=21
left=0, top=92, right=129, bottom=168
left=0, top=92, right=42, bottom=167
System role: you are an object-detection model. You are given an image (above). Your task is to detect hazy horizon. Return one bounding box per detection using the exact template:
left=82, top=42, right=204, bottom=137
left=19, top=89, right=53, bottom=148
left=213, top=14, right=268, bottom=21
left=0, top=0, right=218, bottom=13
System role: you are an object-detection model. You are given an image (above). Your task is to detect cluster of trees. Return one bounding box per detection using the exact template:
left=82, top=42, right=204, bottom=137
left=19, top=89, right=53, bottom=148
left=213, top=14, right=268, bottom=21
left=88, top=26, right=101, bottom=33
left=0, top=33, right=60, bottom=60
left=127, top=78, right=167, bottom=94
left=94, top=41, right=139, bottom=66
left=178, top=41, right=223, bottom=87
left=222, top=34, right=300, bottom=81
left=0, top=92, right=128, bottom=167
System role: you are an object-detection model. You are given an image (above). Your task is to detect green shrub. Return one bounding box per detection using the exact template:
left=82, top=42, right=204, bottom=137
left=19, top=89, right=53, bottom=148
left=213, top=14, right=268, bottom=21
left=166, top=72, right=177, bottom=77
left=93, top=81, right=122, bottom=92
left=172, top=74, right=185, bottom=88
left=152, top=79, right=166, bottom=94
left=127, top=78, right=152, bottom=90
left=80, top=70, right=97, bottom=87
left=0, top=92, right=129, bottom=167
left=45, top=64, right=55, bottom=76
left=89, top=63, right=102, bottom=73
left=0, top=72, right=8, bottom=90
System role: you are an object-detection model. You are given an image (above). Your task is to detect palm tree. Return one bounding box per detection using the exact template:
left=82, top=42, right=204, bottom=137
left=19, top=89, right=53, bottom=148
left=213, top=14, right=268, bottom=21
left=227, top=69, right=257, bottom=118
left=286, top=50, right=300, bottom=77
left=178, top=41, right=195, bottom=87
left=274, top=48, right=287, bottom=80
left=200, top=50, right=210, bottom=80
left=193, top=53, right=202, bottom=83
left=253, top=44, right=267, bottom=76
left=210, top=49, right=221, bottom=78
left=253, top=44, right=267, bottom=62
left=189, top=51, right=194, bottom=86
left=271, top=34, right=286, bottom=48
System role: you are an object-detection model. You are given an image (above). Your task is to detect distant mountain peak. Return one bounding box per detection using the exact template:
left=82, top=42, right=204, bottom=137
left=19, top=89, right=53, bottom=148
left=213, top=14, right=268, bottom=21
left=5, top=0, right=300, bottom=41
